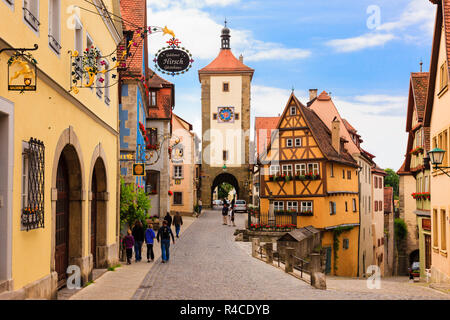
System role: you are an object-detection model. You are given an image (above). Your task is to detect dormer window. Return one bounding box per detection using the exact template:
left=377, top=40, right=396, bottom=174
left=150, top=91, right=157, bottom=107
left=290, top=106, right=296, bottom=115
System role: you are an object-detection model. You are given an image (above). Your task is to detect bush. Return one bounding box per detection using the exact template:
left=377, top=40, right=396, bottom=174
left=394, top=218, right=407, bottom=242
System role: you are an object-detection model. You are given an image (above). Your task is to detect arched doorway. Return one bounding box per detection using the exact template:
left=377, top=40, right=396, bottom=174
left=90, top=157, right=108, bottom=268
left=211, top=173, right=240, bottom=205
left=409, top=249, right=419, bottom=265
left=55, top=145, right=83, bottom=288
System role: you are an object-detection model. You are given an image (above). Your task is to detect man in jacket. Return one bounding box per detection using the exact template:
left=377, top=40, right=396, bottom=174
left=132, top=220, right=145, bottom=262
left=164, top=212, right=173, bottom=228
left=173, top=212, right=183, bottom=238
left=157, top=220, right=175, bottom=263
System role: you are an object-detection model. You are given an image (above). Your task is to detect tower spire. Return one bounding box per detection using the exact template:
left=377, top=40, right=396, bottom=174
left=221, top=20, right=230, bottom=50
left=420, top=59, right=423, bottom=72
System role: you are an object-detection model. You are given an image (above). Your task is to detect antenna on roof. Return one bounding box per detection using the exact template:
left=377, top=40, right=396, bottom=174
left=420, top=59, right=423, bottom=72
left=224, top=18, right=227, bottom=27
left=291, top=85, right=295, bottom=93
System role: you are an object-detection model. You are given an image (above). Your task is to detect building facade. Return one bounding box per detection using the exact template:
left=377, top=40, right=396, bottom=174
left=372, top=166, right=387, bottom=275
left=145, top=70, right=174, bottom=217
left=0, top=0, right=122, bottom=299
left=198, top=25, right=254, bottom=207
left=169, top=114, right=195, bottom=215
left=259, top=93, right=360, bottom=277
left=424, top=0, right=450, bottom=284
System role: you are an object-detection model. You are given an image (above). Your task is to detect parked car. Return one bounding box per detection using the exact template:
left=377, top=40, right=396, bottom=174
left=408, top=261, right=420, bottom=279
left=212, top=200, right=223, bottom=209
left=233, top=200, right=247, bottom=213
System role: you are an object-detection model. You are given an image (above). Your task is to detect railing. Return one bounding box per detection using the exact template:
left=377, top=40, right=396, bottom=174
left=48, top=35, right=62, bottom=54
left=293, top=255, right=310, bottom=279
left=23, top=6, right=40, bottom=31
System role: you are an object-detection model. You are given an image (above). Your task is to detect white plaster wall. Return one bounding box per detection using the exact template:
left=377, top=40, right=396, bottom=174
left=209, top=76, right=242, bottom=167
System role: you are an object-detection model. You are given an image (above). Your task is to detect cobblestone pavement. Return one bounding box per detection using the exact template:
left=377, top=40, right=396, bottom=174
left=133, top=210, right=450, bottom=300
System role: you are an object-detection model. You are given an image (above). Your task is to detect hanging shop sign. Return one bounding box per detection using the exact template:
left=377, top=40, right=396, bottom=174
left=154, top=38, right=193, bottom=76
left=175, top=179, right=181, bottom=185
left=1, top=44, right=38, bottom=93
left=133, top=163, right=145, bottom=176
left=422, top=218, right=431, bottom=231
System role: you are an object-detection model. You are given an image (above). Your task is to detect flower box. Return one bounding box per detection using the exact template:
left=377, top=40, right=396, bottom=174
left=298, top=211, right=313, bottom=216
left=411, top=192, right=430, bottom=200
left=410, top=146, right=424, bottom=156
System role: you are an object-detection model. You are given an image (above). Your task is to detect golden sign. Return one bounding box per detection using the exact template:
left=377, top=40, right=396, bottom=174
left=133, top=163, right=145, bottom=176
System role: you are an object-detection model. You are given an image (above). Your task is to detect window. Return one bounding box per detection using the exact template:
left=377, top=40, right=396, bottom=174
left=213, top=113, right=217, bottom=120
left=21, top=139, right=45, bottom=231
left=375, top=201, right=378, bottom=212
left=282, top=164, right=293, bottom=176
left=374, top=176, right=378, bottom=188
left=307, top=163, right=319, bottom=175
left=235, top=113, right=239, bottom=120
left=441, top=210, right=447, bottom=251
left=104, top=61, right=110, bottom=105
left=343, top=239, right=349, bottom=250
left=149, top=91, right=157, bottom=107
left=300, top=201, right=313, bottom=213
left=173, top=192, right=182, bottom=205
left=3, top=0, right=14, bottom=8
left=440, top=61, right=448, bottom=91
left=274, top=201, right=284, bottom=211
left=286, top=138, right=293, bottom=147
left=223, top=82, right=229, bottom=92
left=368, top=196, right=371, bottom=212
left=148, top=128, right=158, bottom=146
left=295, top=138, right=302, bottom=147
left=295, top=163, right=306, bottom=175
left=173, top=165, right=183, bottom=179
left=330, top=163, right=334, bottom=177
left=425, top=176, right=429, bottom=193
left=86, top=34, right=94, bottom=90
left=290, top=106, right=296, bottom=115
left=48, top=0, right=61, bottom=54
left=329, top=201, right=336, bottom=215
left=74, top=18, right=83, bottom=80
left=287, top=201, right=298, bottom=212
left=347, top=170, right=351, bottom=179
left=352, top=199, right=357, bottom=212
left=433, top=209, right=438, bottom=247
left=269, top=165, right=280, bottom=175
left=146, top=172, right=158, bottom=194
left=342, top=169, right=345, bottom=179
left=23, top=0, right=40, bottom=32
left=345, top=201, right=348, bottom=212
left=223, top=150, right=228, bottom=161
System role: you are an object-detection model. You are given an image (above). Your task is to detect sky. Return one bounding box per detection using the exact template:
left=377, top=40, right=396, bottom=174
left=146, top=0, right=436, bottom=171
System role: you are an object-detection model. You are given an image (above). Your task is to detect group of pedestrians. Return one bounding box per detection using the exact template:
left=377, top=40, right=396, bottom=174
left=221, top=198, right=236, bottom=227
left=122, top=211, right=184, bottom=265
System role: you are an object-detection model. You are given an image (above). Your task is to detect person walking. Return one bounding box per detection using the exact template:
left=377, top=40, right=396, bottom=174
left=198, top=199, right=202, bottom=217
left=229, top=204, right=236, bottom=226
left=122, top=229, right=135, bottom=265
left=164, top=212, right=173, bottom=228
left=157, top=220, right=175, bottom=263
left=173, top=212, right=183, bottom=238
left=222, top=203, right=229, bottom=225
left=145, top=224, right=156, bottom=262
left=132, top=220, right=145, bottom=262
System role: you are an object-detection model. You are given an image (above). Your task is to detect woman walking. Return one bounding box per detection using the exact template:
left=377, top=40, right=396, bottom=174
left=157, top=220, right=175, bottom=263
left=122, top=229, right=135, bottom=265
left=145, top=224, right=156, bottom=262
left=173, top=212, right=183, bottom=238
left=222, top=203, right=229, bottom=225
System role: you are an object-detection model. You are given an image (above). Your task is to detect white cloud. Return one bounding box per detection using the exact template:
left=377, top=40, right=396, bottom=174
left=326, top=33, right=396, bottom=53
left=326, top=0, right=435, bottom=53
left=147, top=4, right=310, bottom=62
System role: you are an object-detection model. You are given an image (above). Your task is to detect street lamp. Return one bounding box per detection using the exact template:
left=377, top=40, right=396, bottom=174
left=222, top=163, right=227, bottom=172
left=428, top=148, right=450, bottom=177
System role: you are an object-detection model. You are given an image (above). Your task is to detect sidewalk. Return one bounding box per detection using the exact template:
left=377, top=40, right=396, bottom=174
left=62, top=216, right=197, bottom=300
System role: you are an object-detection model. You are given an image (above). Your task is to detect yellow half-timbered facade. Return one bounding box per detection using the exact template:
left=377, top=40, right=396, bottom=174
left=259, top=93, right=360, bottom=276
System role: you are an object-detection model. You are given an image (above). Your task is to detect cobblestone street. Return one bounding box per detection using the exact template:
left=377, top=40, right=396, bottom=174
left=133, top=210, right=450, bottom=300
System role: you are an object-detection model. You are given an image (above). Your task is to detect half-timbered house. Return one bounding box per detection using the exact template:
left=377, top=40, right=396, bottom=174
left=259, top=93, right=360, bottom=276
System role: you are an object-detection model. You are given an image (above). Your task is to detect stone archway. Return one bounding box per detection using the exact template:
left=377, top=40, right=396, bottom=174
left=51, top=127, right=88, bottom=287
left=211, top=173, right=240, bottom=204
left=88, top=146, right=109, bottom=268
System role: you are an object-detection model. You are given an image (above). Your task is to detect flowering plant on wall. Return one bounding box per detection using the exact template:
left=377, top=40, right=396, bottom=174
left=410, top=146, right=424, bottom=155
left=411, top=192, right=430, bottom=200
left=168, top=190, right=173, bottom=196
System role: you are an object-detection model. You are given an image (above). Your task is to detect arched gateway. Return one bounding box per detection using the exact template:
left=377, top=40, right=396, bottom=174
left=198, top=23, right=254, bottom=207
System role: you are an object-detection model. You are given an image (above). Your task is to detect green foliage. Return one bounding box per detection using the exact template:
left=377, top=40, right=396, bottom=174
left=107, top=264, right=121, bottom=272
left=394, top=218, right=407, bottom=243
left=332, top=226, right=354, bottom=273
left=218, top=182, right=234, bottom=200
left=120, top=178, right=151, bottom=228
left=384, top=168, right=399, bottom=198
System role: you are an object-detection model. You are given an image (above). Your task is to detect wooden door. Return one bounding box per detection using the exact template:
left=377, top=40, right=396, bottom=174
left=425, top=234, right=431, bottom=269
left=55, top=155, right=69, bottom=288
left=91, top=171, right=97, bottom=267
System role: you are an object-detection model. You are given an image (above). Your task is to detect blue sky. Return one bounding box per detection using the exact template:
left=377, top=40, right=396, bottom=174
left=146, top=0, right=436, bottom=170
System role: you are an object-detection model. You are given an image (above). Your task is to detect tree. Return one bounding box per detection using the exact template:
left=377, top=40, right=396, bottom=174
left=120, top=178, right=151, bottom=228
left=218, top=182, right=234, bottom=200
left=384, top=168, right=399, bottom=198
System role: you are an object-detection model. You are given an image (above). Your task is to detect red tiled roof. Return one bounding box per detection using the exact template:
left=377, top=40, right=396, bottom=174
left=384, top=187, right=393, bottom=213
left=147, top=68, right=173, bottom=88
left=255, top=117, right=279, bottom=156
left=198, top=49, right=254, bottom=74
left=317, top=91, right=331, bottom=101
left=342, top=118, right=357, bottom=134
left=146, top=69, right=173, bottom=120
left=411, top=72, right=430, bottom=121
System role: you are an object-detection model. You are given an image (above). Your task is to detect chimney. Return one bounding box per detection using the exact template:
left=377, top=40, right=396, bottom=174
left=239, top=54, right=244, bottom=63
left=332, top=117, right=340, bottom=154
left=309, top=89, right=318, bottom=101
